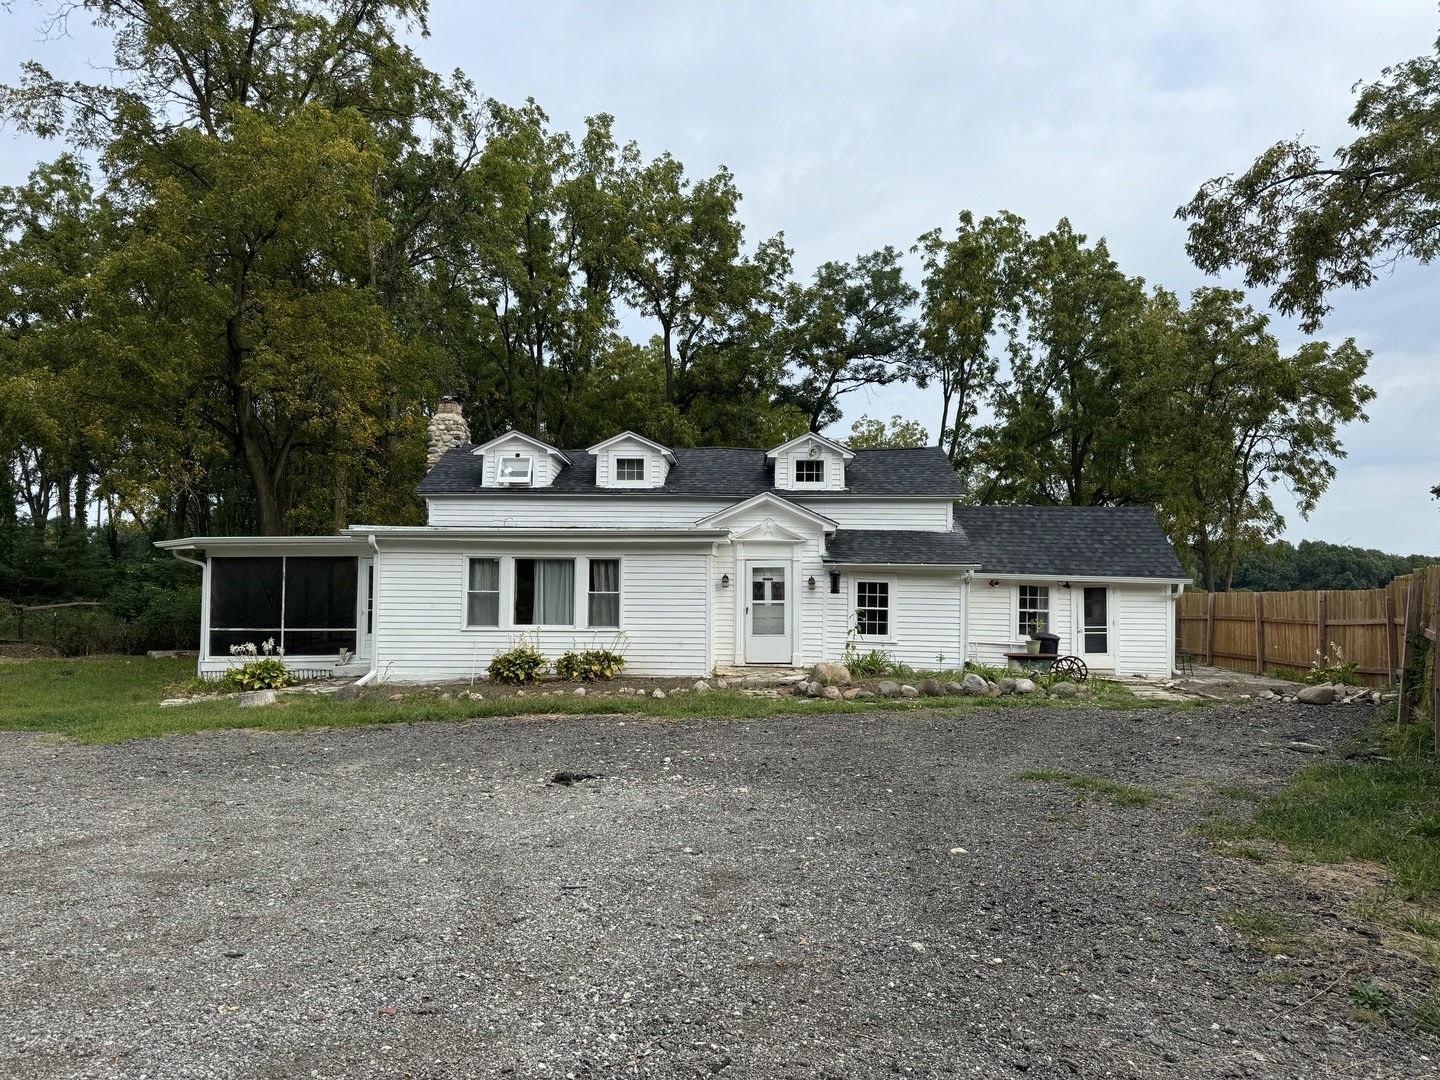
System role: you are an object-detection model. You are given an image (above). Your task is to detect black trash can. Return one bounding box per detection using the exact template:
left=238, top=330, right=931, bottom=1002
left=1031, top=630, right=1060, bottom=657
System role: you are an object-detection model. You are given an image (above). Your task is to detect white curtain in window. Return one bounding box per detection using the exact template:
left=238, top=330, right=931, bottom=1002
left=468, top=558, right=500, bottom=626
left=588, top=560, right=620, bottom=626
left=537, top=559, right=574, bottom=625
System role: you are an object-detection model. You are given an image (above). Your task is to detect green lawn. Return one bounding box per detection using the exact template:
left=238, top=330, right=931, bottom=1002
left=0, top=655, right=1146, bottom=744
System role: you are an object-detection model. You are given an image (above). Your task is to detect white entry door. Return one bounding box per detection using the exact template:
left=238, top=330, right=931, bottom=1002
left=744, top=563, right=792, bottom=664
left=1079, top=586, right=1115, bottom=672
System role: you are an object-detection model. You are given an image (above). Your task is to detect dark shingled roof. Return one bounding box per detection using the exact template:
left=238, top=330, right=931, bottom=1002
left=417, top=445, right=967, bottom=498
left=953, top=506, right=1186, bottom=579
left=823, top=529, right=977, bottom=566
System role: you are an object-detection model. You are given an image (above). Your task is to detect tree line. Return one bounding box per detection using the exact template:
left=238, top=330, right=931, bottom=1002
left=0, top=1, right=1394, bottom=600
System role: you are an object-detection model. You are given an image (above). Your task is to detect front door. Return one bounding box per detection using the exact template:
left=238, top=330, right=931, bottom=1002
left=1080, top=586, right=1114, bottom=672
left=744, top=563, right=791, bottom=664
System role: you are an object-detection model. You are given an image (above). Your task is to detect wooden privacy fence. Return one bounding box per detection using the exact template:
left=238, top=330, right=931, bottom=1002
left=1176, top=565, right=1440, bottom=690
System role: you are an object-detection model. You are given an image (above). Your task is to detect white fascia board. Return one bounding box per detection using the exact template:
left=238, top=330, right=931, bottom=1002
left=827, top=561, right=981, bottom=571
left=979, top=572, right=1193, bottom=585
left=155, top=536, right=370, bottom=552
left=765, top=431, right=855, bottom=461
left=344, top=526, right=730, bottom=545
left=468, top=430, right=572, bottom=465
left=585, top=430, right=676, bottom=464
left=695, top=491, right=838, bottom=530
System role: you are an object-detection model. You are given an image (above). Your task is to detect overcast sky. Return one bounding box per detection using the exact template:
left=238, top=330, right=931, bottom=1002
left=1, top=1, right=1436, bottom=553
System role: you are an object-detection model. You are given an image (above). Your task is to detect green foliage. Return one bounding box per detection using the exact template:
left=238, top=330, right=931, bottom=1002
left=219, top=659, right=293, bottom=692
left=844, top=647, right=897, bottom=678
left=1414, top=993, right=1440, bottom=1037
left=1229, top=539, right=1436, bottom=593
left=847, top=414, right=929, bottom=449
left=1305, top=644, right=1361, bottom=686
left=1013, top=769, right=1165, bottom=808
left=1347, top=980, right=1398, bottom=1018
left=487, top=638, right=548, bottom=685
left=554, top=648, right=626, bottom=682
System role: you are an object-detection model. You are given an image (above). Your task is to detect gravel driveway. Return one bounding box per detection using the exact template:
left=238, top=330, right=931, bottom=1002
left=1, top=702, right=1433, bottom=1079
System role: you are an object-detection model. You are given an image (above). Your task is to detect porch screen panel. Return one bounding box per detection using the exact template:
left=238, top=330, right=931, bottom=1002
left=283, top=557, right=359, bottom=654
left=209, top=557, right=282, bottom=654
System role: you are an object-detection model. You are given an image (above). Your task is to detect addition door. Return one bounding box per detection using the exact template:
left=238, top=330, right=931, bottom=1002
left=744, top=563, right=792, bottom=664
left=1079, top=586, right=1115, bottom=673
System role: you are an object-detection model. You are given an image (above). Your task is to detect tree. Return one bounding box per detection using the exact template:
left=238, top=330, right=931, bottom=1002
left=778, top=247, right=918, bottom=433
left=1178, top=31, right=1440, bottom=333
left=846, top=414, right=929, bottom=449
left=974, top=220, right=1158, bottom=506
left=1150, top=289, right=1374, bottom=590
left=911, top=210, right=1028, bottom=476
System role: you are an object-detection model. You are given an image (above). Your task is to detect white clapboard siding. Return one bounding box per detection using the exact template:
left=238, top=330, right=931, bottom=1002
left=967, top=583, right=1019, bottom=666
left=888, top=574, right=965, bottom=670
left=712, top=544, right=737, bottom=664
left=1114, top=584, right=1174, bottom=678
left=373, top=547, right=709, bottom=681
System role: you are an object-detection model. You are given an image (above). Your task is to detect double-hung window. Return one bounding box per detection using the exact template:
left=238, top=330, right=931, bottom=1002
left=855, top=580, right=890, bottom=637
left=1018, top=585, right=1049, bottom=636
left=588, top=560, right=620, bottom=627
left=515, top=558, right=575, bottom=625
left=466, top=558, right=500, bottom=627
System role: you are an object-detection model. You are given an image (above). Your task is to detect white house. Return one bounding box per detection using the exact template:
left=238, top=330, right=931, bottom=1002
left=157, top=402, right=1190, bottom=684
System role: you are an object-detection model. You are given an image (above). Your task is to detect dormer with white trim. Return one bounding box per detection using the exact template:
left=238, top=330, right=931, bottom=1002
left=588, top=431, right=676, bottom=489
left=767, top=432, right=854, bottom=492
left=472, top=431, right=572, bottom=488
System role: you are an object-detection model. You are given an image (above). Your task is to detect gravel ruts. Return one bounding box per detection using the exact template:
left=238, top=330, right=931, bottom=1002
left=0, top=702, right=1434, bottom=1079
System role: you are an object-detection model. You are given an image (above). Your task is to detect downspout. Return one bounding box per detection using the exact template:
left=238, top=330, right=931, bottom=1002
left=168, top=548, right=208, bottom=675
left=355, top=533, right=381, bottom=686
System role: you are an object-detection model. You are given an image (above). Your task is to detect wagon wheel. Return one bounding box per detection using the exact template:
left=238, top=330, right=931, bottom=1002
left=1051, top=655, right=1088, bottom=682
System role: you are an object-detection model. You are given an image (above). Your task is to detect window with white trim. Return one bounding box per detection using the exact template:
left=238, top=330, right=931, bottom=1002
left=514, top=558, right=574, bottom=625
left=497, top=455, right=533, bottom=485
left=793, top=458, right=825, bottom=484
left=466, top=558, right=500, bottom=627
left=1018, top=585, right=1049, bottom=636
left=588, top=559, right=620, bottom=627
left=855, top=580, right=890, bottom=637
left=614, top=457, right=646, bottom=483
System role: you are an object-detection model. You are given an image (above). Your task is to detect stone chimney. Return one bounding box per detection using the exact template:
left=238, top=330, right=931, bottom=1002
left=427, top=397, right=470, bottom=469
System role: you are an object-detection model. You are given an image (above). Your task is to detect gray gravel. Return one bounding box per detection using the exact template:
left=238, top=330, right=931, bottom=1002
left=1, top=702, right=1434, bottom=1079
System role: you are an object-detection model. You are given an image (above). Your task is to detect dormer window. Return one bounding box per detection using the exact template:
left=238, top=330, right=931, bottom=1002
left=497, top=455, right=533, bottom=485
left=615, top=457, right=646, bottom=483
left=794, top=459, right=825, bottom=485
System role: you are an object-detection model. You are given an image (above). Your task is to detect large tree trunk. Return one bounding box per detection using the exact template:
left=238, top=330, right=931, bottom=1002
left=228, top=312, right=286, bottom=536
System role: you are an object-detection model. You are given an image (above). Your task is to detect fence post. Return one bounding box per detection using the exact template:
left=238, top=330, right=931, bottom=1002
left=1254, top=593, right=1266, bottom=675
left=1316, top=590, right=1328, bottom=665
left=16, top=606, right=24, bottom=643
left=1386, top=592, right=1398, bottom=686
left=1431, top=575, right=1440, bottom=754
left=1206, top=592, right=1215, bottom=666
left=1399, top=583, right=1419, bottom=725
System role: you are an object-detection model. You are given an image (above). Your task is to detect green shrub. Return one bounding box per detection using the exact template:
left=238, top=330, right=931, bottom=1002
left=1348, top=979, right=1397, bottom=1017
left=219, top=658, right=293, bottom=691
left=554, top=648, right=626, bottom=683
left=488, top=637, right=548, bottom=685
left=845, top=647, right=895, bottom=678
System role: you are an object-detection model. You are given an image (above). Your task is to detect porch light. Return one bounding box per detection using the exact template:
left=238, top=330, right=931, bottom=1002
left=721, top=574, right=730, bottom=588
left=807, top=576, right=816, bottom=590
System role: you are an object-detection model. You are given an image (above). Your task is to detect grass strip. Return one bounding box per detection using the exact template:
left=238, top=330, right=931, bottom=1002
left=1012, top=768, right=1165, bottom=808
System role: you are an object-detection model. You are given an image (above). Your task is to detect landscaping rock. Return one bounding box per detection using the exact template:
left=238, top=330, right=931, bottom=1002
left=821, top=686, right=843, bottom=701
left=852, top=689, right=876, bottom=699
left=714, top=679, right=729, bottom=690
left=842, top=688, right=860, bottom=700
left=1013, top=678, right=1037, bottom=695
left=961, top=673, right=989, bottom=696
left=332, top=682, right=364, bottom=703
left=387, top=693, right=405, bottom=702
left=693, top=681, right=710, bottom=694
left=1049, top=681, right=1079, bottom=699
left=919, top=678, right=944, bottom=697
left=877, top=680, right=902, bottom=698
left=944, top=682, right=967, bottom=696
left=237, top=690, right=276, bottom=708
left=900, top=684, right=920, bottom=698
left=810, top=662, right=852, bottom=686
left=573, top=687, right=586, bottom=696
left=997, top=678, right=1017, bottom=696
left=652, top=689, right=666, bottom=700
left=1296, top=684, right=1337, bottom=706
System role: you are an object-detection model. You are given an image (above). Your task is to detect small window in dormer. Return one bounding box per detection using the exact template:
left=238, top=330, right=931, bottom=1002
left=794, top=459, right=825, bottom=484
left=615, top=457, right=646, bottom=483
left=497, top=455, right=533, bottom=485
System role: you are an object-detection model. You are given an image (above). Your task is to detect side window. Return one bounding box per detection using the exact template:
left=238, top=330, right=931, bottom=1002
left=855, top=580, right=890, bottom=636
left=588, top=560, right=620, bottom=627
left=1018, top=585, right=1049, bottom=635
left=466, top=558, right=500, bottom=627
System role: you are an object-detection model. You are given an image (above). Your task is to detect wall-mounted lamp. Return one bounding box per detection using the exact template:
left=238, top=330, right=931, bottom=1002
left=988, top=579, right=1001, bottom=588
left=807, top=575, right=816, bottom=590
left=1061, top=581, right=1071, bottom=589
left=720, top=574, right=730, bottom=588
left=829, top=570, right=841, bottom=594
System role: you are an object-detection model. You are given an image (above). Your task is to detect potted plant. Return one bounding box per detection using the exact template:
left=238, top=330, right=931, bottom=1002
left=1026, top=616, right=1046, bottom=654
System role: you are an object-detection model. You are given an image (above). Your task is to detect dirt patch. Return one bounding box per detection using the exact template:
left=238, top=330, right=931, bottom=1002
left=0, top=643, right=61, bottom=660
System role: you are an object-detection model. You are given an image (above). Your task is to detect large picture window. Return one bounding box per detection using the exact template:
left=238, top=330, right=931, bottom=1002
left=855, top=580, right=890, bottom=637
left=1018, top=585, right=1049, bottom=636
left=466, top=558, right=500, bottom=627
left=588, top=560, right=620, bottom=627
left=209, top=556, right=358, bottom=656
left=515, top=558, right=575, bottom=625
